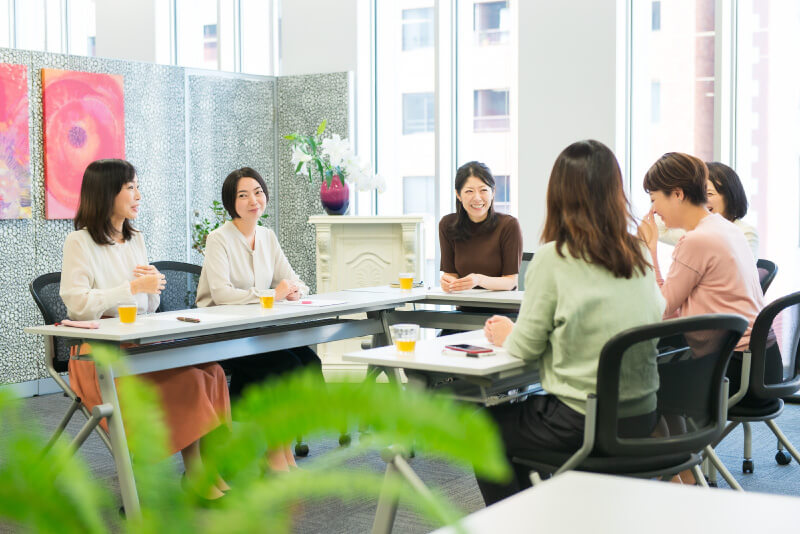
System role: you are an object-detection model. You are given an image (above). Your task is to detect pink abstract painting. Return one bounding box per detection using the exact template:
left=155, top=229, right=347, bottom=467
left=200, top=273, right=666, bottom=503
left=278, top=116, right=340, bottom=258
left=42, top=69, right=125, bottom=219
left=0, top=63, right=31, bottom=219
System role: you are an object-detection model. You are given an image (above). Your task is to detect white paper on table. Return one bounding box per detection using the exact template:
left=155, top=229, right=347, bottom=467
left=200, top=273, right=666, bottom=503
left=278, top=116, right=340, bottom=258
left=426, top=288, right=491, bottom=296
left=277, top=298, right=348, bottom=307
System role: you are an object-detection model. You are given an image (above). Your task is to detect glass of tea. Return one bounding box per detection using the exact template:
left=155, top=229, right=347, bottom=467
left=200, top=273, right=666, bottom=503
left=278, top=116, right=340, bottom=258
left=398, top=272, right=415, bottom=290
left=257, top=288, right=275, bottom=309
left=118, top=301, right=138, bottom=324
left=390, top=323, right=419, bottom=353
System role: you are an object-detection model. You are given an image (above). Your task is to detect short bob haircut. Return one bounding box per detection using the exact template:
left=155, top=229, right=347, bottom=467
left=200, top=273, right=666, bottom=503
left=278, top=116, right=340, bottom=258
left=221, top=167, right=269, bottom=219
left=74, top=159, right=138, bottom=246
left=447, top=160, right=497, bottom=241
left=706, top=162, right=748, bottom=221
left=643, top=152, right=708, bottom=206
left=542, top=140, right=649, bottom=279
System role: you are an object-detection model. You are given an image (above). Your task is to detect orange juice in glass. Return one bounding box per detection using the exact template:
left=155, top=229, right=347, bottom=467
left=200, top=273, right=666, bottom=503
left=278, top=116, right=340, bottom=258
left=118, top=302, right=137, bottom=324
left=390, top=324, right=419, bottom=353
left=398, top=272, right=414, bottom=290
left=258, top=289, right=275, bottom=309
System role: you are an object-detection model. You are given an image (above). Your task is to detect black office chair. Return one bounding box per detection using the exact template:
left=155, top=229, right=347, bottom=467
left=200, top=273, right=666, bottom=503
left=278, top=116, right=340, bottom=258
left=517, top=252, right=534, bottom=291
left=512, top=314, right=748, bottom=489
left=151, top=261, right=202, bottom=312
left=756, top=259, right=778, bottom=295
left=29, top=272, right=113, bottom=454
left=713, top=291, right=800, bottom=478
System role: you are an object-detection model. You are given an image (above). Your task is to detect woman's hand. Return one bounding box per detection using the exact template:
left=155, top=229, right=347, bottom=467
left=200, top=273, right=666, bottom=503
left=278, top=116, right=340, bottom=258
left=275, top=279, right=299, bottom=301
left=133, top=264, right=160, bottom=278
left=484, top=315, right=514, bottom=347
left=449, top=273, right=482, bottom=292
left=638, top=209, right=659, bottom=253
left=440, top=273, right=457, bottom=293
left=130, top=271, right=166, bottom=295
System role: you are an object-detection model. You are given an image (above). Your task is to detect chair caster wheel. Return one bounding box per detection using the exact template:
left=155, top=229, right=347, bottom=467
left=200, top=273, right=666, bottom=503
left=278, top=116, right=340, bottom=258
left=339, top=433, right=351, bottom=447
left=742, top=459, right=754, bottom=473
left=295, top=443, right=309, bottom=457
left=775, top=451, right=792, bottom=465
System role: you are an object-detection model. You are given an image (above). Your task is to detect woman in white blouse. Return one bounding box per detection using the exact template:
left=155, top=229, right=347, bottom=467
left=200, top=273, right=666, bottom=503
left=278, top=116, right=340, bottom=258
left=196, top=166, right=321, bottom=471
left=60, top=159, right=231, bottom=500
left=657, top=162, right=758, bottom=259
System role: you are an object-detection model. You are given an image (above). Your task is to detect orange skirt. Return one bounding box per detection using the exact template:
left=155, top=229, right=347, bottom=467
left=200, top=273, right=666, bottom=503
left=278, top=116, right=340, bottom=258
left=68, top=356, right=231, bottom=455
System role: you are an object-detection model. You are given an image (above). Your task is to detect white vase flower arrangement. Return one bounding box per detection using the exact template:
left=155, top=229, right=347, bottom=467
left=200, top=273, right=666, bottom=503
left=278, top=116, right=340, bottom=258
left=285, top=120, right=386, bottom=193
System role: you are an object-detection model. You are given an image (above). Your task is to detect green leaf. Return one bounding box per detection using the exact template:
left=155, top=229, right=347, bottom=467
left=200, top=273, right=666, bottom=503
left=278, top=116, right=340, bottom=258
left=316, top=119, right=327, bottom=136
left=295, top=161, right=304, bottom=175
left=284, top=134, right=297, bottom=140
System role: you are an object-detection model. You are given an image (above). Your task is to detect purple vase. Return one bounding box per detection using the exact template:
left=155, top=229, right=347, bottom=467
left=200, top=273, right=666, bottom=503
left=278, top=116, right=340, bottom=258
left=320, top=175, right=350, bottom=215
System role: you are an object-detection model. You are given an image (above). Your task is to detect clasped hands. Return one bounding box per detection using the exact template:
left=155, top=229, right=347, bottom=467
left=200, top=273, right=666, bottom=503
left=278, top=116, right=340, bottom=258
left=440, top=273, right=483, bottom=293
left=130, top=264, right=166, bottom=294
left=275, top=279, right=301, bottom=301
left=484, top=315, right=514, bottom=347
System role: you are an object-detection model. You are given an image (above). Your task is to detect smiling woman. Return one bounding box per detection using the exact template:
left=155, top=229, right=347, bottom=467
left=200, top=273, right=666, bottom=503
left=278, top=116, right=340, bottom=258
left=438, top=161, right=522, bottom=293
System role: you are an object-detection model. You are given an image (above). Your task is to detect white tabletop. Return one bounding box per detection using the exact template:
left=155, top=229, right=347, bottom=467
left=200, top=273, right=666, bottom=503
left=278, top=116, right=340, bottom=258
left=23, top=288, right=430, bottom=343
left=421, top=288, right=523, bottom=307
left=431, top=471, right=800, bottom=533
left=342, top=330, right=527, bottom=377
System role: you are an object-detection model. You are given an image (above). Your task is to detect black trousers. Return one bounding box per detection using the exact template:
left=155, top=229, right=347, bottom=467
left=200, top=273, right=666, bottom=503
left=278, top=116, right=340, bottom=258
left=476, top=394, right=657, bottom=506
left=219, top=346, right=322, bottom=401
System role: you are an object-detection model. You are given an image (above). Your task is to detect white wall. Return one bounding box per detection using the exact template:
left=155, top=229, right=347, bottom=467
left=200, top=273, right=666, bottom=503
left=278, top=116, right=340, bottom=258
left=517, top=0, right=623, bottom=248
left=95, top=0, right=158, bottom=62
left=279, top=0, right=358, bottom=75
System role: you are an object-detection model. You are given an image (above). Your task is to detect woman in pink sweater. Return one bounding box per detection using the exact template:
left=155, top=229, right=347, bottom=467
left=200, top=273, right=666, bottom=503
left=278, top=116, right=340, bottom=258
left=638, top=152, right=780, bottom=408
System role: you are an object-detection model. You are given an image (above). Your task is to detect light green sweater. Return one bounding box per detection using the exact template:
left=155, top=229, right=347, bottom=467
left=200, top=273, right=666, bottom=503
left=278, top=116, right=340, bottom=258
left=505, top=242, right=666, bottom=416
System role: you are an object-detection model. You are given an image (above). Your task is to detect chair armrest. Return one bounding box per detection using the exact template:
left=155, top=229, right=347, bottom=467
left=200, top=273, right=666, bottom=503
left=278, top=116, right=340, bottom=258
left=727, top=351, right=751, bottom=409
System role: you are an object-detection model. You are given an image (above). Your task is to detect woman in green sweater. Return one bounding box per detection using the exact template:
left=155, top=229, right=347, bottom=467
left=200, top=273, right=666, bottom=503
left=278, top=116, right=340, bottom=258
left=477, top=140, right=666, bottom=504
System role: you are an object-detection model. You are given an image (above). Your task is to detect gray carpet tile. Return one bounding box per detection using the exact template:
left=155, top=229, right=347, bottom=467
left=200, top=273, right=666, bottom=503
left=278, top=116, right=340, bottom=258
left=3, top=392, right=800, bottom=533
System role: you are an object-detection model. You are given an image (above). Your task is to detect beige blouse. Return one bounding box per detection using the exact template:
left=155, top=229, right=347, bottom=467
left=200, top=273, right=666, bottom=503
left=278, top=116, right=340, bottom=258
left=196, top=221, right=308, bottom=307
left=60, top=229, right=159, bottom=320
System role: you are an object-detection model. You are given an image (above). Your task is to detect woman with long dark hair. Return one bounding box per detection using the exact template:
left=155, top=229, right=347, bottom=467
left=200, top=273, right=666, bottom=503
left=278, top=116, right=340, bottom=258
left=439, top=161, right=522, bottom=292
left=477, top=141, right=664, bottom=504
left=60, top=159, right=231, bottom=500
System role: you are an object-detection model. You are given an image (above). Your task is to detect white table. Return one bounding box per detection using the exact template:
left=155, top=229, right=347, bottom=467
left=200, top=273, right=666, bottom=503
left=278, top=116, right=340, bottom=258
left=431, top=471, right=800, bottom=533
left=343, top=330, right=539, bottom=534
left=23, top=286, right=523, bottom=519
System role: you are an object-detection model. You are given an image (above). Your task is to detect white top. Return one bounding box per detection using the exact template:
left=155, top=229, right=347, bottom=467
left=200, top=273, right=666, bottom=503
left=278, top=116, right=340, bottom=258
left=196, top=221, right=308, bottom=307
left=657, top=214, right=759, bottom=259
left=60, top=229, right=159, bottom=320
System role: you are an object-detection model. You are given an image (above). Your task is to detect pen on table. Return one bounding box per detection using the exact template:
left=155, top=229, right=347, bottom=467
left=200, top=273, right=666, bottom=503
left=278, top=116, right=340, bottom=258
left=177, top=316, right=201, bottom=323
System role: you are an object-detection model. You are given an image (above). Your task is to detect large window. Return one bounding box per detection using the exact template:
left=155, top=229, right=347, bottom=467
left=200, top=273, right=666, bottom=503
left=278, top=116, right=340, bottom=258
left=629, top=0, right=715, bottom=215
left=375, top=1, right=518, bottom=284
left=67, top=0, right=96, bottom=56
left=735, top=1, right=800, bottom=296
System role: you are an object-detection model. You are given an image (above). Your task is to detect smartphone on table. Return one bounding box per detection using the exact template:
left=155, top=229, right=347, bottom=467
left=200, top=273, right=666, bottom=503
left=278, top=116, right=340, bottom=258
left=443, top=343, right=496, bottom=357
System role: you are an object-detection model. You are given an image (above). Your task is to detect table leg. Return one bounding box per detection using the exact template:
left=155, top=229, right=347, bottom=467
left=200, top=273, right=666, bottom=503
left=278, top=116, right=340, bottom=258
left=371, top=460, right=401, bottom=534
left=96, top=361, right=141, bottom=519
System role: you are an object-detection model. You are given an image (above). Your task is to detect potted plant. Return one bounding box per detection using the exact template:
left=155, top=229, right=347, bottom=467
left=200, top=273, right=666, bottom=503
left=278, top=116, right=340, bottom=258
left=285, top=120, right=385, bottom=215
left=0, top=345, right=509, bottom=533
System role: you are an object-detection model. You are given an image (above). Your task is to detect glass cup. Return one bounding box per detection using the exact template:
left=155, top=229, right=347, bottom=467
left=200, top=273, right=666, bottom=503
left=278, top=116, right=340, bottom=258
left=118, top=302, right=137, bottom=324
left=390, top=323, right=419, bottom=353
left=398, top=272, right=415, bottom=290
left=257, top=289, right=275, bottom=309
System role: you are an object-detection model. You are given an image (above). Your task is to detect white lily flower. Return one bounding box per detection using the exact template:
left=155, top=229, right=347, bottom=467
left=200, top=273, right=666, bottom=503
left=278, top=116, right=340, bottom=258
left=321, top=134, right=352, bottom=168
left=290, top=145, right=312, bottom=176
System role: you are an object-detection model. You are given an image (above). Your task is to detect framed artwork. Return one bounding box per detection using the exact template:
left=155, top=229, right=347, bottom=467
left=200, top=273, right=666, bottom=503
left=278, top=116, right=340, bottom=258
left=0, top=63, right=31, bottom=219
left=42, top=68, right=125, bottom=219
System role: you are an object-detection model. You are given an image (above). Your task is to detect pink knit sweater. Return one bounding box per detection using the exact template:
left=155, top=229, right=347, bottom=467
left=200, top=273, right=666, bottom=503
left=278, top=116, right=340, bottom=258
left=656, top=213, right=763, bottom=351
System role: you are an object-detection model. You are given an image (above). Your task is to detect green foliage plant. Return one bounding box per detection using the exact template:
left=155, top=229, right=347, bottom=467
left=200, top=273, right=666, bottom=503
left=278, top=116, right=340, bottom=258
left=0, top=344, right=511, bottom=533
left=191, top=200, right=269, bottom=256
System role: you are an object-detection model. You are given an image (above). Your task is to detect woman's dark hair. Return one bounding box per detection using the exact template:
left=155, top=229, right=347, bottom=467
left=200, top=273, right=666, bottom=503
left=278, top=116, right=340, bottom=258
left=706, top=162, right=748, bottom=221
left=643, top=152, right=708, bottom=206
left=542, top=140, right=650, bottom=279
left=74, top=159, right=138, bottom=246
left=221, top=167, right=269, bottom=218
left=447, top=161, right=497, bottom=241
